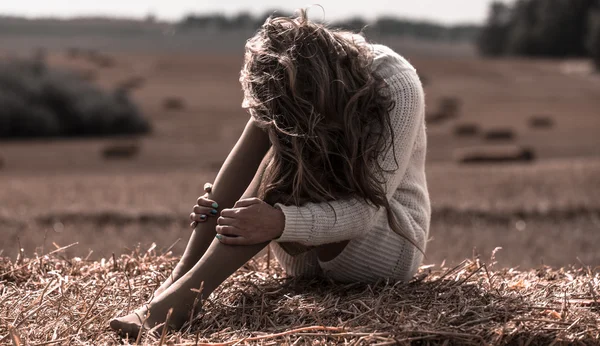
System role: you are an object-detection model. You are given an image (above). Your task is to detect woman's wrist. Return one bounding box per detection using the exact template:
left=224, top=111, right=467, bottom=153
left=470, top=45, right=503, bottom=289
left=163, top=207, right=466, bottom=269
left=272, top=205, right=286, bottom=240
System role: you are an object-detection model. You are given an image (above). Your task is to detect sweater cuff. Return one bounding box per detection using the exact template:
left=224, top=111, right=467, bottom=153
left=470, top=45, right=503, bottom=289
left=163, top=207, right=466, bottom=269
left=273, top=203, right=315, bottom=244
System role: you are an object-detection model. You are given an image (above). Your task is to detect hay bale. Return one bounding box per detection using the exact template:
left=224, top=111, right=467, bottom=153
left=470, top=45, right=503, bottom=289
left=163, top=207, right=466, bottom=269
left=454, top=123, right=480, bottom=137
left=439, top=96, right=461, bottom=117
left=484, top=128, right=516, bottom=141
left=102, top=142, right=140, bottom=159
left=426, top=96, right=461, bottom=125
left=454, top=145, right=535, bottom=164
left=426, top=111, right=452, bottom=124
left=163, top=97, right=186, bottom=111
left=529, top=115, right=554, bottom=129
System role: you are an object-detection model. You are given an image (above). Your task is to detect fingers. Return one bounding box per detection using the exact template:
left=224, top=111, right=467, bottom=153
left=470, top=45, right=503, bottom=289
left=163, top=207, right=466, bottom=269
left=217, top=216, right=237, bottom=226
left=203, top=182, right=213, bottom=193
left=193, top=205, right=218, bottom=216
left=191, top=195, right=220, bottom=227
left=189, top=205, right=219, bottom=227
left=190, top=212, right=208, bottom=224
left=215, top=225, right=241, bottom=237
left=219, top=208, right=237, bottom=218
left=197, top=196, right=219, bottom=209
left=219, top=201, right=260, bottom=219
left=233, top=197, right=262, bottom=208
left=215, top=234, right=248, bottom=245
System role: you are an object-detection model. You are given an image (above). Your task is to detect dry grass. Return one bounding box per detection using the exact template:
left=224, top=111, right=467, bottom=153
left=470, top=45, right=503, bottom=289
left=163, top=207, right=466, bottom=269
left=1, top=244, right=599, bottom=345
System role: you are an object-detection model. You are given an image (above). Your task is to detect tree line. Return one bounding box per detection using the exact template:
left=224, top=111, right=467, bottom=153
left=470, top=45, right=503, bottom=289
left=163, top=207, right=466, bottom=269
left=178, top=10, right=480, bottom=42
left=478, top=0, right=600, bottom=68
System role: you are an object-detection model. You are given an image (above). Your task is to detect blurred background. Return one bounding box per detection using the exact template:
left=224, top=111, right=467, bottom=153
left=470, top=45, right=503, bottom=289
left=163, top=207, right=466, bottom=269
left=0, top=1, right=599, bottom=269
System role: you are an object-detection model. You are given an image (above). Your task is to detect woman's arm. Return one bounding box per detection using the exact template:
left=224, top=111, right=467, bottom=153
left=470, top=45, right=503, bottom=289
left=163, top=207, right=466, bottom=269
left=188, top=116, right=270, bottom=239
left=275, top=70, right=425, bottom=246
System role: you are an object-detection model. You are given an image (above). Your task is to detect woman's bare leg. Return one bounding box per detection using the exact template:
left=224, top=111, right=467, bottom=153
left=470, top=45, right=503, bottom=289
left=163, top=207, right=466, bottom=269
left=110, top=142, right=271, bottom=338
left=110, top=121, right=350, bottom=337
left=152, top=118, right=270, bottom=297
left=109, top=153, right=352, bottom=339
left=110, top=240, right=270, bottom=338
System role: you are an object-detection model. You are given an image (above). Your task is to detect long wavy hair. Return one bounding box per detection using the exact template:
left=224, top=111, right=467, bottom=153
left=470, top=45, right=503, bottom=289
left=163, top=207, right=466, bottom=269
left=240, top=9, right=420, bottom=251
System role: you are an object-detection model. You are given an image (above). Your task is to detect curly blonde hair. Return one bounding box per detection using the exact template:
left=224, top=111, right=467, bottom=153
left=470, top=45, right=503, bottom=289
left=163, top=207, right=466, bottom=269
left=240, top=9, right=419, bottom=250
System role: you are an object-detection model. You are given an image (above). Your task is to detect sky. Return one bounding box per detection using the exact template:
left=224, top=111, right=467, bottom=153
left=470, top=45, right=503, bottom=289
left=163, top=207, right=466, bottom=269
left=0, top=1, right=511, bottom=25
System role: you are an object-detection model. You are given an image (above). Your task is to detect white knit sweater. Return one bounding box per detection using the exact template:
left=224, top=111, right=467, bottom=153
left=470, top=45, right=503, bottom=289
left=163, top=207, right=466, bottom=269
left=274, top=43, right=430, bottom=271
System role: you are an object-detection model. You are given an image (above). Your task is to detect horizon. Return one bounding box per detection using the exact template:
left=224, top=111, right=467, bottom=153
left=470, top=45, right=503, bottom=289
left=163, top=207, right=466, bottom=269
left=0, top=1, right=513, bottom=25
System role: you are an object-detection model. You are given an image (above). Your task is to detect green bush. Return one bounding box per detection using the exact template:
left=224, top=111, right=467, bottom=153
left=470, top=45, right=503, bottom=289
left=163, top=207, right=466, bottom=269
left=0, top=59, right=151, bottom=139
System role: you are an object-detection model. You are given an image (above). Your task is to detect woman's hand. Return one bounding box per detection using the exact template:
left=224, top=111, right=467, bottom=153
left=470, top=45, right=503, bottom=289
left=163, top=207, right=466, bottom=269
left=190, top=183, right=217, bottom=228
left=215, top=198, right=285, bottom=245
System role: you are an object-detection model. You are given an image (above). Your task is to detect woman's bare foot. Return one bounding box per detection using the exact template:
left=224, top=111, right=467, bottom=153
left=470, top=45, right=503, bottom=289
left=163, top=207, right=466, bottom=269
left=109, top=300, right=192, bottom=340
left=111, top=258, right=210, bottom=339
left=112, top=240, right=269, bottom=340
left=109, top=306, right=151, bottom=340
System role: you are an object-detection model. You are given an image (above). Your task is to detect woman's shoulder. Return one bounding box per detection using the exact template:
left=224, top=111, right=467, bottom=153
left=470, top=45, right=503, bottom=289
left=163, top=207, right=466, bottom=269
left=346, top=34, right=415, bottom=77
left=367, top=42, right=417, bottom=79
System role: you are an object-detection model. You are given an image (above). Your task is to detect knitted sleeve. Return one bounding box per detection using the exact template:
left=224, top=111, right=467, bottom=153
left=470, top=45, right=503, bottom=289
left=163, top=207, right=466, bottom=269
left=274, top=69, right=425, bottom=246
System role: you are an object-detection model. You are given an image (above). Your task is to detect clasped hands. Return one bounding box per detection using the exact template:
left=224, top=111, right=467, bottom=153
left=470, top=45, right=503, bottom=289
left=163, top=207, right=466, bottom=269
left=189, top=183, right=285, bottom=245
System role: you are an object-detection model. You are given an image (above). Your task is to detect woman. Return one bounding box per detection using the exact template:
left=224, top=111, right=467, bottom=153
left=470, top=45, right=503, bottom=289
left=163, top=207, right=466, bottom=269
left=110, top=9, right=430, bottom=338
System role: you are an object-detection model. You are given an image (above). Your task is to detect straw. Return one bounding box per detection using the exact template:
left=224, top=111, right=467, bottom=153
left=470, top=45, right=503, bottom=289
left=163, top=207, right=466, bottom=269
left=0, top=244, right=598, bottom=345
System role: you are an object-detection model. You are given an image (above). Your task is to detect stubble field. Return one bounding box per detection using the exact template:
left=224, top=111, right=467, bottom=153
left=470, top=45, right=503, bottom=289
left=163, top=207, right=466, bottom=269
left=1, top=36, right=600, bottom=269
left=1, top=32, right=600, bottom=344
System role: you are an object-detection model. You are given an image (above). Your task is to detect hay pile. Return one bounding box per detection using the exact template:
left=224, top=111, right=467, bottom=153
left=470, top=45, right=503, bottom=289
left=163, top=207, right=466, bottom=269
left=1, top=243, right=598, bottom=345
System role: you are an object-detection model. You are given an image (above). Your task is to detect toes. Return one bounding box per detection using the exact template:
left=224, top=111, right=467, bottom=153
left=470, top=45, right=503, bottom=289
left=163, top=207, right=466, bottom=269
left=109, top=318, right=123, bottom=331
left=109, top=317, right=141, bottom=340
left=109, top=318, right=129, bottom=335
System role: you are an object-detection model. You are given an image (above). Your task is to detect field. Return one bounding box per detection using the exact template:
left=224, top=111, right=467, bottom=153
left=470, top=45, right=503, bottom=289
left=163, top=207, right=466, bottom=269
left=1, top=30, right=600, bottom=344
